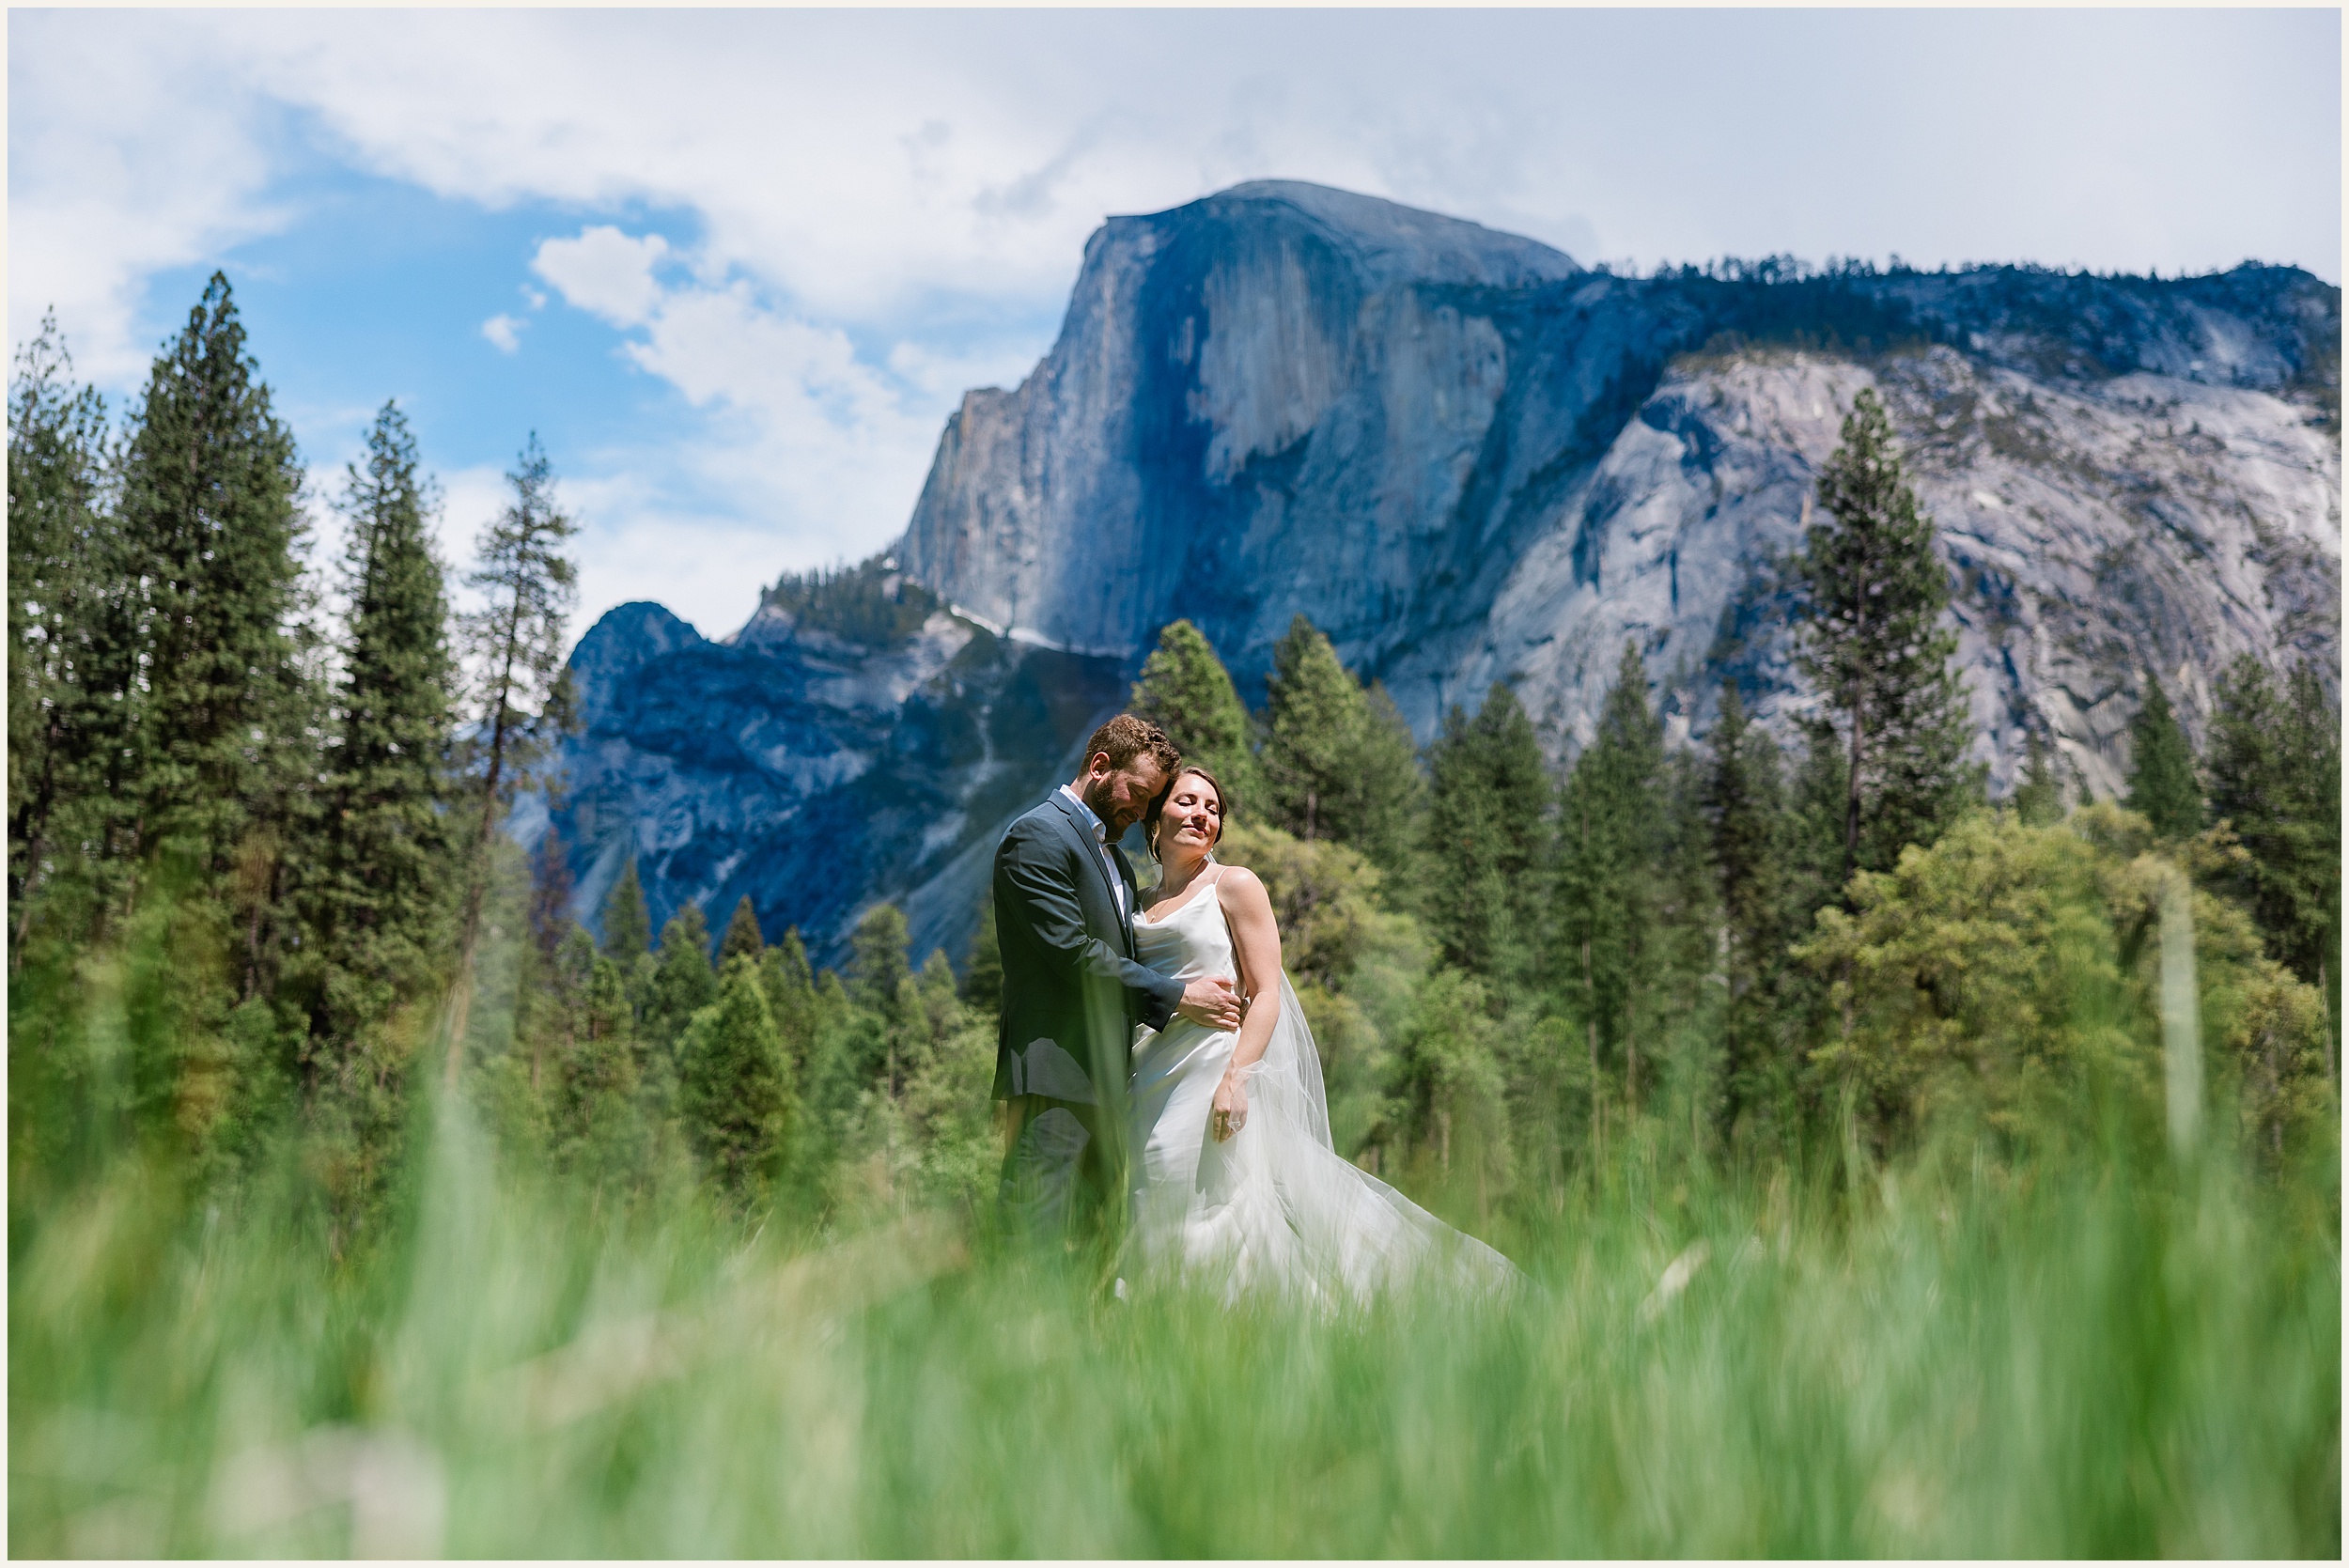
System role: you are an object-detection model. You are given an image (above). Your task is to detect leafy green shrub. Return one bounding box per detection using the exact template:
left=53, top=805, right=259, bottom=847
left=1800, top=803, right=2334, bottom=1164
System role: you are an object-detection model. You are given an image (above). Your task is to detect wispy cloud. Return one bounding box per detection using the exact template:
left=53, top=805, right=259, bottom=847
left=532, top=227, right=672, bottom=330
left=480, top=313, right=525, bottom=354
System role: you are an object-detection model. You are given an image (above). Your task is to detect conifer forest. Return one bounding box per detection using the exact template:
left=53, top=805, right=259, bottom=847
left=8, top=279, right=2340, bottom=1555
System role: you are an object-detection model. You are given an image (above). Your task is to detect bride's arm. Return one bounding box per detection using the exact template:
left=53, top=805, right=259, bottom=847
left=1211, top=868, right=1283, bottom=1141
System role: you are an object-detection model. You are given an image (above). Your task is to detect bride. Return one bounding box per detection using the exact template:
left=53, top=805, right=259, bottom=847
left=1126, top=765, right=1517, bottom=1303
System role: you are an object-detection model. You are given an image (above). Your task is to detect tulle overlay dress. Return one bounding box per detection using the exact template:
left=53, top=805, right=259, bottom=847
left=1127, top=864, right=1518, bottom=1304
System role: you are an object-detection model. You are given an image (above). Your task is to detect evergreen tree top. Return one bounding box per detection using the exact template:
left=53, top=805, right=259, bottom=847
left=2011, top=730, right=2067, bottom=828
left=334, top=400, right=453, bottom=793
left=601, top=859, right=652, bottom=962
left=8, top=313, right=110, bottom=480
left=1130, top=618, right=1260, bottom=806
left=848, top=903, right=912, bottom=1020
left=661, top=901, right=711, bottom=960
left=2124, top=670, right=2201, bottom=840
left=1422, top=680, right=1548, bottom=981
left=458, top=432, right=582, bottom=801
left=771, top=926, right=816, bottom=995
left=1593, top=643, right=1663, bottom=764
left=1262, top=613, right=1368, bottom=842
left=721, top=894, right=766, bottom=963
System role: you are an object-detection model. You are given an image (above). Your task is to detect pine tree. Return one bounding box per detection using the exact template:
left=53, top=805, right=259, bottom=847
left=297, top=400, right=457, bottom=1132
left=1703, top=682, right=1787, bottom=1140
left=758, top=926, right=818, bottom=1074
left=1422, top=683, right=1549, bottom=984
left=1763, top=720, right=1859, bottom=1099
left=1130, top=620, right=1261, bottom=807
left=915, top=947, right=963, bottom=1046
left=7, top=315, right=119, bottom=947
left=849, top=904, right=913, bottom=1017
left=1259, top=614, right=1425, bottom=873
left=556, top=952, right=646, bottom=1195
left=2011, top=730, right=2066, bottom=827
left=113, top=273, right=312, bottom=888
left=720, top=894, right=766, bottom=964
left=2206, top=656, right=2341, bottom=1032
left=1347, top=683, right=1428, bottom=877
left=518, top=920, right=596, bottom=1096
left=2124, top=670, right=2201, bottom=838
left=1792, top=388, right=1974, bottom=880
left=643, top=904, right=718, bottom=1062
left=526, top=831, right=576, bottom=968
left=445, top=434, right=580, bottom=1083
left=1555, top=643, right=1666, bottom=1120
left=677, top=954, right=794, bottom=1200
left=962, top=892, right=1003, bottom=1017
left=100, top=274, right=317, bottom=1157
left=798, top=968, right=863, bottom=1159
left=1784, top=722, right=1855, bottom=922
left=1650, top=746, right=1723, bottom=1148
left=1262, top=615, right=1361, bottom=843
left=600, top=858, right=652, bottom=963
left=849, top=903, right=915, bottom=1097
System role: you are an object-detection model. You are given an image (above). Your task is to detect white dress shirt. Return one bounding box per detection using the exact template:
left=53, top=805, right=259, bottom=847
left=1057, top=784, right=1128, bottom=921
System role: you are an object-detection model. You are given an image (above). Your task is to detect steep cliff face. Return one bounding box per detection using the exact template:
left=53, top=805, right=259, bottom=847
left=1483, top=346, right=2340, bottom=798
left=559, top=179, right=2339, bottom=964
left=900, top=180, right=2340, bottom=788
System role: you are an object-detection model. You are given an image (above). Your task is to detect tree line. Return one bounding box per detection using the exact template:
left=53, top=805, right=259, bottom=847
left=9, top=288, right=2335, bottom=1246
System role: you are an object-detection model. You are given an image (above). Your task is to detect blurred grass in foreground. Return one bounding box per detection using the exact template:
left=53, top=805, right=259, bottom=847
left=10, top=1090, right=2337, bottom=1558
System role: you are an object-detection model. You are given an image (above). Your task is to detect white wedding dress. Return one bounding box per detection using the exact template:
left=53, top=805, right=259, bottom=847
left=1127, top=864, right=1518, bottom=1305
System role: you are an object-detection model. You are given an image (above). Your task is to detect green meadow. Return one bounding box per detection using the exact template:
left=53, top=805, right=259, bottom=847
left=10, top=1069, right=2338, bottom=1557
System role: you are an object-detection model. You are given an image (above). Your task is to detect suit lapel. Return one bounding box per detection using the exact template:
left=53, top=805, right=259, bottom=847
left=1049, top=792, right=1128, bottom=945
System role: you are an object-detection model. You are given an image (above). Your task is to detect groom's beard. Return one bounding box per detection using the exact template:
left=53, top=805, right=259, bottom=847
left=1082, top=777, right=1135, bottom=835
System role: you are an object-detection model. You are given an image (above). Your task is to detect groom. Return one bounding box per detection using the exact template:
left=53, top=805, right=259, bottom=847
left=992, top=714, right=1243, bottom=1240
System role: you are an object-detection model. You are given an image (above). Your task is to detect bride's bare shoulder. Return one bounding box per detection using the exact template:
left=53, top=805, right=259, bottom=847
left=1214, top=862, right=1273, bottom=913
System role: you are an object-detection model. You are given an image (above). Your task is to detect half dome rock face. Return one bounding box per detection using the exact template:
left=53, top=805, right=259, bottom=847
left=899, top=181, right=2339, bottom=792
left=897, top=180, right=1585, bottom=667
left=560, top=179, right=2339, bottom=964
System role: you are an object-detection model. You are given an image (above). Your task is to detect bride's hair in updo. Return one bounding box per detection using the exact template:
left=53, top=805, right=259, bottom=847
left=1146, top=765, right=1229, bottom=862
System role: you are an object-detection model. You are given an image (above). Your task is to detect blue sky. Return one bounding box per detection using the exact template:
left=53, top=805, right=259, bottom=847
left=11, top=8, right=2341, bottom=645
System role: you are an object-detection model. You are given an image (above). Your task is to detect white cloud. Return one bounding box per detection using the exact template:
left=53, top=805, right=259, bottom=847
left=12, top=8, right=2337, bottom=642
left=7, top=12, right=290, bottom=382
left=527, top=234, right=945, bottom=606
left=531, top=227, right=671, bottom=330
left=480, top=313, right=524, bottom=353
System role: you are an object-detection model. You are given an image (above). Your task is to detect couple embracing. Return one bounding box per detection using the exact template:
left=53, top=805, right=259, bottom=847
left=991, top=714, right=1514, bottom=1303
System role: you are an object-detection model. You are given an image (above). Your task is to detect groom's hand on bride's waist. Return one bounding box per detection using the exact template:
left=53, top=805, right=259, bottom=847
left=1176, top=976, right=1243, bottom=1031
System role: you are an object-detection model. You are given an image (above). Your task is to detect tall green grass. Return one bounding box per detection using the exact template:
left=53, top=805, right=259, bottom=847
left=10, top=1088, right=2337, bottom=1557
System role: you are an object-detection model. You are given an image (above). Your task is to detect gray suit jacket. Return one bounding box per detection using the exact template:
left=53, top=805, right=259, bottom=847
left=988, top=791, right=1185, bottom=1106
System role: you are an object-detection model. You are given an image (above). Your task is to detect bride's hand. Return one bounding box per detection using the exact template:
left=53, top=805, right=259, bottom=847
left=1211, top=1074, right=1248, bottom=1141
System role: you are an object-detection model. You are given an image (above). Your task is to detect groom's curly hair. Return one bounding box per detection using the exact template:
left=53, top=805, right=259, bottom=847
left=1082, top=713, right=1181, bottom=779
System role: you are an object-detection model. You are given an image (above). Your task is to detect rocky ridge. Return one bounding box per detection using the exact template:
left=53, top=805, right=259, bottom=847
left=550, top=179, right=2341, bottom=964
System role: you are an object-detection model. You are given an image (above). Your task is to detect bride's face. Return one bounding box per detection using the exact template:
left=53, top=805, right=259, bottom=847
left=1157, top=772, right=1222, bottom=862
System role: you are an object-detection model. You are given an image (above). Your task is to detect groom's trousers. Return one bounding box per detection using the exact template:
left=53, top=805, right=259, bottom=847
left=999, top=1094, right=1125, bottom=1246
